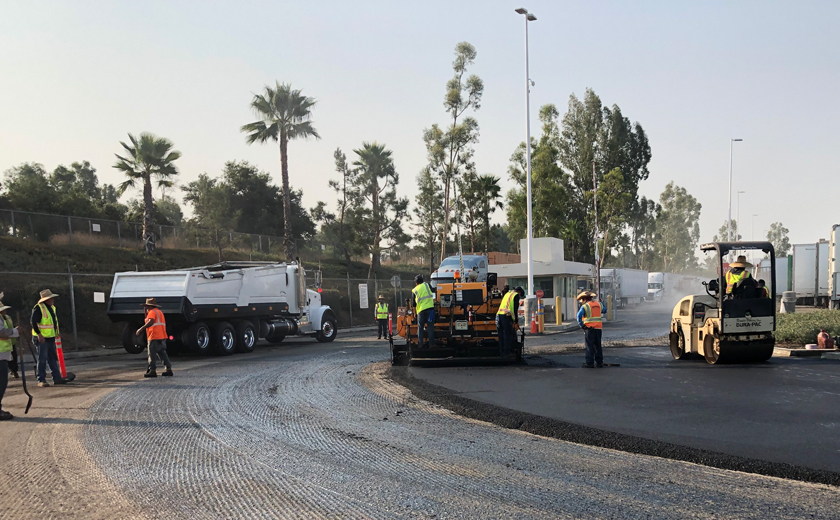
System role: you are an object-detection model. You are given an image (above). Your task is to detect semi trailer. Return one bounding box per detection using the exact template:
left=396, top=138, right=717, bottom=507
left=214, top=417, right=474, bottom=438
left=107, top=261, right=337, bottom=355
left=600, top=268, right=648, bottom=307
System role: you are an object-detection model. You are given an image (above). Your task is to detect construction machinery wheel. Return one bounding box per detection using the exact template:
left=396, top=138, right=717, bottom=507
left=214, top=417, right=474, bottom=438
left=670, top=329, right=691, bottom=360
left=703, top=335, right=720, bottom=364
left=122, top=323, right=146, bottom=355
left=185, top=322, right=212, bottom=355
left=235, top=321, right=257, bottom=353
left=213, top=321, right=237, bottom=356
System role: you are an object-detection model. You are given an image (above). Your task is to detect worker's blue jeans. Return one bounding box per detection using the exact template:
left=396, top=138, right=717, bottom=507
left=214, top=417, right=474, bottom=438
left=417, top=309, right=435, bottom=347
left=584, top=327, right=603, bottom=366
left=37, top=337, right=62, bottom=383
left=0, top=360, right=7, bottom=410
left=496, top=315, right=515, bottom=356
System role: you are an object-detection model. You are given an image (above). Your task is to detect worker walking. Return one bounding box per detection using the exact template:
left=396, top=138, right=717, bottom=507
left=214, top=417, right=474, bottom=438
left=136, top=298, right=173, bottom=378
left=31, top=289, right=68, bottom=387
left=0, top=300, right=20, bottom=420
left=725, top=255, right=754, bottom=295
left=577, top=291, right=603, bottom=368
left=496, top=286, right=524, bottom=357
left=0, top=304, right=18, bottom=379
left=412, top=275, right=435, bottom=348
left=375, top=295, right=389, bottom=340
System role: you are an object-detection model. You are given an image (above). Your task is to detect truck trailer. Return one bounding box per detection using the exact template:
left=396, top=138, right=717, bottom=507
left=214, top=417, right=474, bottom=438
left=107, top=261, right=337, bottom=355
left=600, top=268, right=648, bottom=307
left=791, top=242, right=829, bottom=306
left=831, top=225, right=840, bottom=310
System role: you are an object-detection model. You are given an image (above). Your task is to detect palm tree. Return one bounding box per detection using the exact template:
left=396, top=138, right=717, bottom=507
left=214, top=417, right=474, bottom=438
left=241, top=82, right=319, bottom=259
left=114, top=133, right=181, bottom=254
left=353, top=142, right=397, bottom=278
left=477, top=174, right=503, bottom=253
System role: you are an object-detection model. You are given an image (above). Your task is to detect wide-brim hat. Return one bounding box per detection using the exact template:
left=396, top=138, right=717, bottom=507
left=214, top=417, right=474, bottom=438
left=142, top=297, right=161, bottom=308
left=38, top=289, right=59, bottom=303
left=576, top=291, right=596, bottom=301
left=0, top=301, right=10, bottom=312
left=378, top=295, right=385, bottom=300
left=729, top=255, right=753, bottom=269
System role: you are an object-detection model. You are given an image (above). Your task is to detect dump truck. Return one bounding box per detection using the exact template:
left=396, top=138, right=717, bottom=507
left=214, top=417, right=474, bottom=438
left=669, top=241, right=776, bottom=364
left=107, top=261, right=336, bottom=355
left=389, top=272, right=523, bottom=365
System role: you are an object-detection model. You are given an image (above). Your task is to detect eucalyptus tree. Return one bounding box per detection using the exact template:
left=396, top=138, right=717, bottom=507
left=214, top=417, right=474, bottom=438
left=242, top=82, right=319, bottom=259
left=113, top=133, right=181, bottom=254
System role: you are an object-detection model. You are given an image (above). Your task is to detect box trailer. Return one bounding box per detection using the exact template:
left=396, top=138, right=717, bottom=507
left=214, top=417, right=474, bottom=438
left=107, top=261, right=337, bottom=355
left=600, top=268, right=648, bottom=307
left=791, top=242, right=829, bottom=306
left=830, top=225, right=840, bottom=309
left=755, top=257, right=788, bottom=296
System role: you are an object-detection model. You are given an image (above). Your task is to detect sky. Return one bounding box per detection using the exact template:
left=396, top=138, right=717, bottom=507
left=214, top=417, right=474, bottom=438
left=1, top=1, right=838, bottom=248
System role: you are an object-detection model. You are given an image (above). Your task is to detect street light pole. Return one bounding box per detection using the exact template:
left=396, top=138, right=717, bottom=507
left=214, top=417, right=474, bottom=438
left=727, top=138, right=743, bottom=241
left=593, top=160, right=600, bottom=301
left=736, top=190, right=745, bottom=240
left=516, top=7, right=537, bottom=299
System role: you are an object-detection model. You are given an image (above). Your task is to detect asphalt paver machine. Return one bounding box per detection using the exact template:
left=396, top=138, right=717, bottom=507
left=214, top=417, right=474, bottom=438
left=389, top=274, right=524, bottom=366
left=669, top=241, right=776, bottom=364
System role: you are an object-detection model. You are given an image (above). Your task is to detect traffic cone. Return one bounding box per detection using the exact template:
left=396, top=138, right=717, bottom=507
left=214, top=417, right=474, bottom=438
left=530, top=311, right=538, bottom=334
left=55, top=336, right=68, bottom=378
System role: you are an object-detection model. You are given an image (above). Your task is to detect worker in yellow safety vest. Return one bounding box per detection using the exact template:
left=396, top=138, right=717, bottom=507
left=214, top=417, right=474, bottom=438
left=375, top=295, right=389, bottom=340
left=725, top=255, right=754, bottom=295
left=0, top=299, right=21, bottom=420
left=136, top=297, right=173, bottom=378
left=496, top=286, right=524, bottom=356
left=757, top=279, right=771, bottom=298
left=577, top=291, right=604, bottom=368
left=31, top=289, right=67, bottom=387
left=411, top=275, right=436, bottom=348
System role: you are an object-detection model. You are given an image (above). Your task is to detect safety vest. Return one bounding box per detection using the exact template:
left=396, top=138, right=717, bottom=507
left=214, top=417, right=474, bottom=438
left=32, top=303, right=58, bottom=338
left=0, top=314, right=15, bottom=353
left=145, top=308, right=167, bottom=341
left=762, top=286, right=771, bottom=298
left=582, top=301, right=603, bottom=329
left=496, top=291, right=517, bottom=316
left=376, top=303, right=389, bottom=320
left=725, top=270, right=751, bottom=293
left=412, top=283, right=435, bottom=312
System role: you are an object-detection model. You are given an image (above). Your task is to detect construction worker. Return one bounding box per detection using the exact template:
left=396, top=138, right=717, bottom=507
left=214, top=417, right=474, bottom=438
left=725, top=255, right=754, bottom=296
left=375, top=295, right=389, bottom=340
left=31, top=289, right=68, bottom=387
left=758, top=279, right=771, bottom=298
left=136, top=298, right=172, bottom=378
left=411, top=275, right=435, bottom=348
left=0, top=300, right=20, bottom=420
left=496, top=286, right=524, bottom=357
left=577, top=291, right=603, bottom=368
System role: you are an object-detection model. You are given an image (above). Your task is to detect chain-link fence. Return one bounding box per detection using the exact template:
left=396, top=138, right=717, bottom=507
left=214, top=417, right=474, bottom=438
left=0, top=269, right=413, bottom=350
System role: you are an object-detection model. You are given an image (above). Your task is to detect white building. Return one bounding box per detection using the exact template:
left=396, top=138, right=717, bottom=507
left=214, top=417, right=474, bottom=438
left=493, top=237, right=595, bottom=321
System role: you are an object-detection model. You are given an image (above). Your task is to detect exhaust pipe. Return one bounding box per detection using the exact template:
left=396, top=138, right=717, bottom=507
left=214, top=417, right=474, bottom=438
left=261, top=318, right=298, bottom=338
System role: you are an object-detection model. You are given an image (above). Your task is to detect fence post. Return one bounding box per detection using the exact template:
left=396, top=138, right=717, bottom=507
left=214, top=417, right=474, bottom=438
left=347, top=273, right=353, bottom=327
left=68, top=217, right=73, bottom=245
left=89, top=219, right=93, bottom=235
left=159, top=225, right=164, bottom=248
left=259, top=235, right=263, bottom=253
left=67, top=263, right=78, bottom=350
left=267, top=236, right=271, bottom=254
left=117, top=221, right=122, bottom=247
left=10, top=211, right=15, bottom=237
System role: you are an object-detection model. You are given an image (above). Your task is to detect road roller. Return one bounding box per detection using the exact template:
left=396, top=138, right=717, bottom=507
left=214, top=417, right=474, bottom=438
left=389, top=273, right=524, bottom=366
left=669, top=241, right=776, bottom=364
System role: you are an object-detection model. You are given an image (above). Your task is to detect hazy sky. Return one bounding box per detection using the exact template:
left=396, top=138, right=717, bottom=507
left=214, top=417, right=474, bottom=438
left=1, top=1, right=838, bottom=248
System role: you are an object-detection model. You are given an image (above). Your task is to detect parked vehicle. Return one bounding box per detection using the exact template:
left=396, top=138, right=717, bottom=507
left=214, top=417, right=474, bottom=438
left=755, top=257, right=788, bottom=296
left=430, top=254, right=488, bottom=287
left=791, top=241, right=829, bottom=306
left=107, top=261, right=336, bottom=355
left=600, top=268, right=648, bottom=307
left=830, top=225, right=840, bottom=310
left=647, top=272, right=664, bottom=301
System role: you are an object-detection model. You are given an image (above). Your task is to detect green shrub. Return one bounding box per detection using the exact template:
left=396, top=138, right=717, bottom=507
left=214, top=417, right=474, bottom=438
left=775, top=310, right=840, bottom=344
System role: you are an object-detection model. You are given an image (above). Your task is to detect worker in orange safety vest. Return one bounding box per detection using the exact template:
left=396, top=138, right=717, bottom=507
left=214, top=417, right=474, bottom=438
left=136, top=298, right=173, bottom=378
left=577, top=291, right=603, bottom=368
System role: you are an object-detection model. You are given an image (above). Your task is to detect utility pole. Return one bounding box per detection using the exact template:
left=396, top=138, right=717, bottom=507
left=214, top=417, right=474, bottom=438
left=727, top=138, right=743, bottom=241
left=593, top=160, right=600, bottom=301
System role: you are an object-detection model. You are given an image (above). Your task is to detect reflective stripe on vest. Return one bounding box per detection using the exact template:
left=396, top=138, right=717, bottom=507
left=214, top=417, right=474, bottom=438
left=0, top=315, right=14, bottom=353
left=146, top=308, right=167, bottom=341
left=496, top=291, right=517, bottom=316
left=583, top=301, right=603, bottom=329
left=413, top=283, right=435, bottom=312
left=33, top=303, right=58, bottom=338
left=376, top=303, right=389, bottom=319
left=725, top=270, right=750, bottom=293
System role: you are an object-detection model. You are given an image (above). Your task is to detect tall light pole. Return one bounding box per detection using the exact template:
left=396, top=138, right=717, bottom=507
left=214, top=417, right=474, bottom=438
left=515, top=7, right=537, bottom=299
left=593, top=160, right=600, bottom=300
left=752, top=213, right=758, bottom=264
left=727, top=138, right=743, bottom=241
left=736, top=190, right=746, bottom=240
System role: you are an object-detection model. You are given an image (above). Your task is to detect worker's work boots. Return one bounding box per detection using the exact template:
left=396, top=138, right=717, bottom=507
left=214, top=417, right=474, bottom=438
left=161, top=369, right=173, bottom=377
left=144, top=369, right=157, bottom=378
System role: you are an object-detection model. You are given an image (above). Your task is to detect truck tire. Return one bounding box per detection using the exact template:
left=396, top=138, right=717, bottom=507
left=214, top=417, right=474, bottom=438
left=213, top=321, right=237, bottom=356
left=185, top=322, right=212, bottom=355
left=236, top=321, right=257, bottom=353
left=316, top=313, right=337, bottom=343
left=122, top=323, right=146, bottom=355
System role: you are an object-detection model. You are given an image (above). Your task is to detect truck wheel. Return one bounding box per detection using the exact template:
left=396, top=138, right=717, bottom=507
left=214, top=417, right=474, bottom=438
left=185, top=322, right=212, bottom=355
left=316, top=314, right=337, bottom=343
left=213, top=321, right=237, bottom=356
left=236, top=321, right=257, bottom=353
left=122, top=323, right=146, bottom=355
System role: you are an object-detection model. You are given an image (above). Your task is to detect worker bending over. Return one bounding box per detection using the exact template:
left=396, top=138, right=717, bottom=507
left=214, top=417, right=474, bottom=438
left=496, top=286, right=524, bottom=357
left=577, top=291, right=603, bottom=368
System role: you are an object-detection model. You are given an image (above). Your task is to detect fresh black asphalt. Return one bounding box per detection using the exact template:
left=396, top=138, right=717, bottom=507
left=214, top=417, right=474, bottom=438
left=391, top=346, right=840, bottom=486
